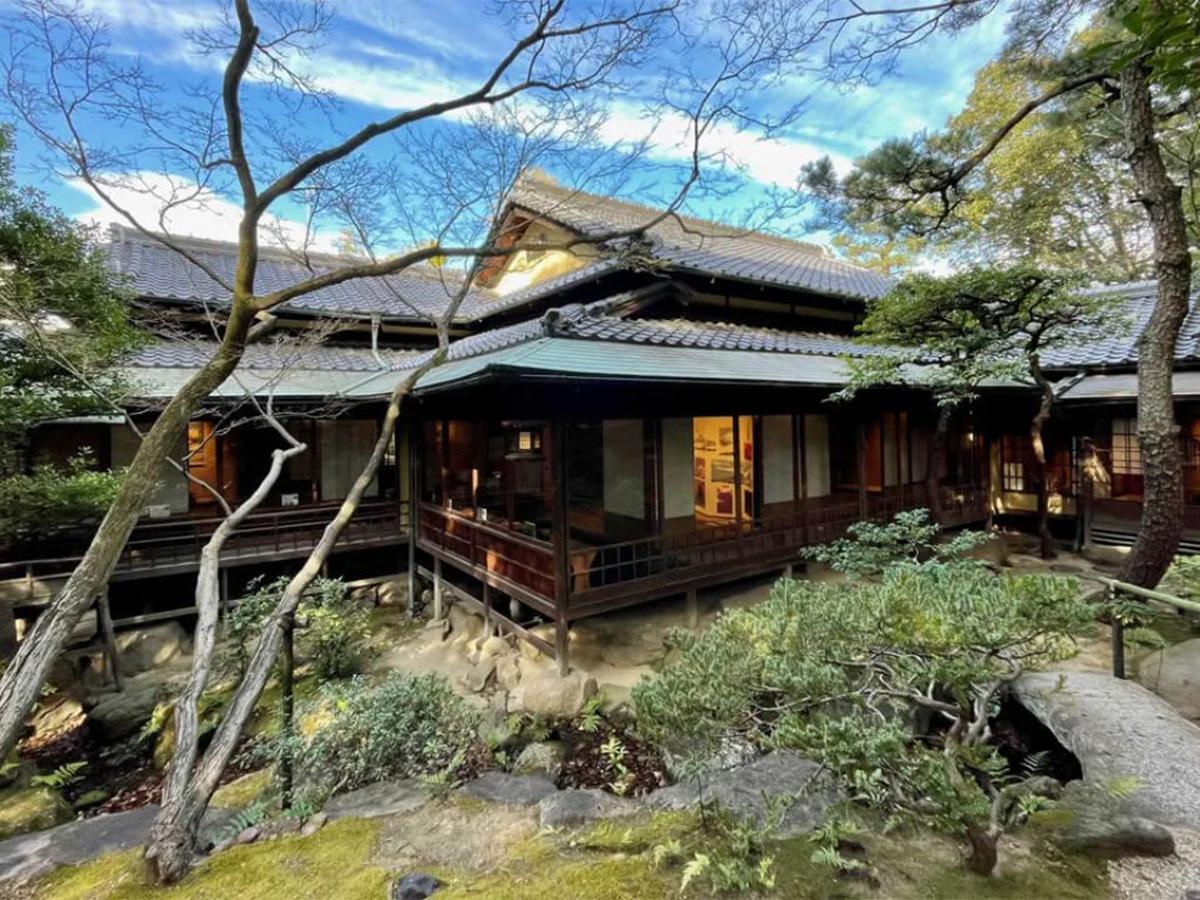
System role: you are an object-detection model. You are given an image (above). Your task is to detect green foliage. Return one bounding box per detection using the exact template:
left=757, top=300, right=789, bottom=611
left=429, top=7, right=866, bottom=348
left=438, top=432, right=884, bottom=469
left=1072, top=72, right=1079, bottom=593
left=0, top=452, right=122, bottom=547
left=802, top=508, right=988, bottom=577
left=656, top=807, right=777, bottom=895
left=635, top=564, right=1095, bottom=866
left=223, top=576, right=370, bottom=681
left=216, top=799, right=271, bottom=843
left=30, top=760, right=86, bottom=790
left=0, top=127, right=142, bottom=474
left=264, top=672, right=479, bottom=800
left=835, top=264, right=1111, bottom=409
left=578, top=694, right=605, bottom=733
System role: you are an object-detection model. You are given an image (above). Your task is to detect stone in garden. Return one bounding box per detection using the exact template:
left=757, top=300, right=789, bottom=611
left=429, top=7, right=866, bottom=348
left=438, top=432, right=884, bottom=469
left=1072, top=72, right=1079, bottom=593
left=1033, top=781, right=1176, bottom=859
left=512, top=740, right=567, bottom=777
left=0, top=787, right=73, bottom=840
left=87, top=685, right=160, bottom=741
left=324, top=780, right=430, bottom=820
left=510, top=669, right=597, bottom=719
left=538, top=788, right=640, bottom=828
left=663, top=733, right=758, bottom=780
left=71, top=789, right=110, bottom=811
left=478, top=636, right=509, bottom=659
left=463, top=659, right=496, bottom=694
left=115, top=622, right=190, bottom=675
left=1137, top=638, right=1200, bottom=722
left=447, top=604, right=483, bottom=645
left=393, top=872, right=441, bottom=900
left=647, top=750, right=839, bottom=837
left=235, top=826, right=260, bottom=845
left=30, top=696, right=85, bottom=738
left=460, top=772, right=557, bottom=806
left=300, top=812, right=327, bottom=837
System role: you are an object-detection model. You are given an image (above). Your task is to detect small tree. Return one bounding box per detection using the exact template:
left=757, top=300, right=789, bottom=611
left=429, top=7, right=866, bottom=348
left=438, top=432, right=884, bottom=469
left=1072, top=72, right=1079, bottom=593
left=635, top=559, right=1095, bottom=875
left=838, top=265, right=1111, bottom=554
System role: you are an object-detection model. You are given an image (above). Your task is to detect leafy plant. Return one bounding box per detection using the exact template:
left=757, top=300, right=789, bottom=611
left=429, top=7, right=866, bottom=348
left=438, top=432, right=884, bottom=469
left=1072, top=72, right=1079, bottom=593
left=600, top=735, right=635, bottom=796
left=217, top=799, right=271, bottom=843
left=676, top=808, right=777, bottom=895
left=636, top=563, right=1095, bottom=875
left=801, top=508, right=988, bottom=577
left=30, top=760, right=87, bottom=789
left=578, top=694, right=604, bottom=733
left=0, top=453, right=123, bottom=547
left=263, top=672, right=479, bottom=799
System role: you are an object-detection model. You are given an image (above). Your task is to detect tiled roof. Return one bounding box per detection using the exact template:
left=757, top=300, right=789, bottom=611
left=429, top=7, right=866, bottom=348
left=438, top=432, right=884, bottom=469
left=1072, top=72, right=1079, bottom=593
left=129, top=339, right=419, bottom=372
left=507, top=172, right=893, bottom=300
left=1042, top=281, right=1200, bottom=369
left=104, top=226, right=614, bottom=325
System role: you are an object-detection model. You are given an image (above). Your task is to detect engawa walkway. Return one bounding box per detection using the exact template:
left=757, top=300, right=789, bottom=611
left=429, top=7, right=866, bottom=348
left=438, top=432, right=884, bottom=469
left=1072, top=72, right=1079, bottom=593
left=1014, top=670, right=1200, bottom=830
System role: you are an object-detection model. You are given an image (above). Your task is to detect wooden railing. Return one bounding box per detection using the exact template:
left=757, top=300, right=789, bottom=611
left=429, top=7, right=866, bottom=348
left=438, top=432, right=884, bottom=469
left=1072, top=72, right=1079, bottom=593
left=417, top=503, right=556, bottom=602
left=1, top=499, right=407, bottom=599
left=1102, top=577, right=1200, bottom=679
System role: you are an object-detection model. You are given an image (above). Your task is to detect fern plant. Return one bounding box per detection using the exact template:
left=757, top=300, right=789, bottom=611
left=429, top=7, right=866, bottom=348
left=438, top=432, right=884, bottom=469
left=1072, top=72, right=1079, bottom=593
left=31, top=761, right=87, bottom=790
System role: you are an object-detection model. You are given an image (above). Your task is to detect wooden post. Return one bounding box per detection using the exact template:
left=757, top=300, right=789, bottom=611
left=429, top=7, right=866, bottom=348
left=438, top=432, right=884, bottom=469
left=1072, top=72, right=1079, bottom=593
left=686, top=588, right=699, bottom=630
left=733, top=416, right=744, bottom=526
left=433, top=556, right=444, bottom=620
left=796, top=414, right=809, bottom=544
left=97, top=589, right=123, bottom=691
left=408, top=417, right=421, bottom=618
left=0, top=598, right=17, bottom=662
left=482, top=582, right=493, bottom=638
left=856, top=421, right=869, bottom=521
left=550, top=419, right=571, bottom=676
left=279, top=612, right=295, bottom=808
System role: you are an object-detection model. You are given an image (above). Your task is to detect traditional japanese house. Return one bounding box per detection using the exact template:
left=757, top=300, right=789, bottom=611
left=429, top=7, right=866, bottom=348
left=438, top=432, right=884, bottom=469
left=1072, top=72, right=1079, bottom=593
left=6, top=171, right=1195, bottom=671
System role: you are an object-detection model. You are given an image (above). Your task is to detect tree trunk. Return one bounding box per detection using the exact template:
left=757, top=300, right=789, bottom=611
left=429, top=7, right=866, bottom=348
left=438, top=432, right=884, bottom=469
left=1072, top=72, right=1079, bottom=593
left=963, top=822, right=999, bottom=876
left=1029, top=360, right=1057, bottom=560
left=0, top=306, right=256, bottom=761
left=1116, top=61, right=1193, bottom=588
left=926, top=406, right=951, bottom=522
left=142, top=364, right=432, bottom=885
left=143, top=442, right=302, bottom=884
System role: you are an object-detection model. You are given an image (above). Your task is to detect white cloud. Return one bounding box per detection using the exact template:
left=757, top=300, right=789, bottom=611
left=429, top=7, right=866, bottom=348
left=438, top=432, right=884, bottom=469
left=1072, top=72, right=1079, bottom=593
left=65, top=171, right=341, bottom=252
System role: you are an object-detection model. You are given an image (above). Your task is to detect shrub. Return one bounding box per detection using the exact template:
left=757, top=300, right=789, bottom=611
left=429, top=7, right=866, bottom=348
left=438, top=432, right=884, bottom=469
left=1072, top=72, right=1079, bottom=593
left=222, top=576, right=370, bottom=681
left=801, top=508, right=987, bottom=577
left=277, top=672, right=479, bottom=798
left=0, top=453, right=121, bottom=547
left=634, top=563, right=1095, bottom=875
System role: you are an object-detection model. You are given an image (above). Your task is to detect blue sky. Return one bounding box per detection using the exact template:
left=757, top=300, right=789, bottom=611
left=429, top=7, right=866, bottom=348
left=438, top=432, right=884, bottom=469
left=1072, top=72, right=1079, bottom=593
left=2, top=0, right=1011, bottom=250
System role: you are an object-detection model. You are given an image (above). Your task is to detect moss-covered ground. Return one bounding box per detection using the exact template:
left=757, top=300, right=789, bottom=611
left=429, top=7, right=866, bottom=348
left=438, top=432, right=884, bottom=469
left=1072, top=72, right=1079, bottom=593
left=25, top=804, right=1114, bottom=900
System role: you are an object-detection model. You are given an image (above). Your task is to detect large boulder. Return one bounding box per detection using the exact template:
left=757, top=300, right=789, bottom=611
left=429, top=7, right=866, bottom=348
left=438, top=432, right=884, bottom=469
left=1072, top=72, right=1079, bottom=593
left=648, top=750, right=839, bottom=837
left=447, top=604, right=484, bottom=647
left=0, top=787, right=73, bottom=840
left=1032, top=782, right=1175, bottom=859
left=393, top=873, right=441, bottom=900
left=87, top=685, right=160, bottom=741
left=460, top=772, right=557, bottom=806
left=1137, top=637, right=1200, bottom=722
left=512, top=741, right=567, bottom=778
left=510, top=669, right=597, bottom=720
left=538, top=788, right=640, bottom=829
left=114, top=622, right=190, bottom=675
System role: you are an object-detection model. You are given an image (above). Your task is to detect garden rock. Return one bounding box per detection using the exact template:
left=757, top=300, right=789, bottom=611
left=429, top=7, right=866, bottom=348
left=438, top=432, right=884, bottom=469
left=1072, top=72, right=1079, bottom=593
left=1036, top=781, right=1177, bottom=859
left=647, top=750, right=838, bottom=837
left=512, top=740, right=567, bottom=777
left=393, top=872, right=441, bottom=899
left=463, top=659, right=496, bottom=694
left=0, top=787, right=73, bottom=841
left=115, top=621, right=190, bottom=675
left=663, top=733, right=758, bottom=780
left=300, top=812, right=327, bottom=837
left=460, top=772, right=557, bottom=806
left=1137, top=638, right=1200, bottom=722
left=495, top=655, right=522, bottom=692
left=447, top=604, right=483, bottom=645
left=324, top=780, right=431, bottom=820
left=510, top=669, right=597, bottom=719
left=86, top=685, right=160, bottom=741
left=538, top=788, right=640, bottom=828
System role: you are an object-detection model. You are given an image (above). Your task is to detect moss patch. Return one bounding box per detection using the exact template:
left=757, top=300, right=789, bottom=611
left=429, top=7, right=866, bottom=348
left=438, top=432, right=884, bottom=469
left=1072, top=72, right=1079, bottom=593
left=0, top=785, right=72, bottom=840
left=36, top=819, right=386, bottom=900
left=210, top=769, right=273, bottom=810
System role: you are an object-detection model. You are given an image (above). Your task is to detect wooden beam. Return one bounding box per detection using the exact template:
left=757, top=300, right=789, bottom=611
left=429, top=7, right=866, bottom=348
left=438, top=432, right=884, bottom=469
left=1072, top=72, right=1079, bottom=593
left=97, top=588, right=122, bottom=691
left=856, top=420, right=869, bottom=521
left=432, top=556, right=444, bottom=620
left=550, top=418, right=571, bottom=676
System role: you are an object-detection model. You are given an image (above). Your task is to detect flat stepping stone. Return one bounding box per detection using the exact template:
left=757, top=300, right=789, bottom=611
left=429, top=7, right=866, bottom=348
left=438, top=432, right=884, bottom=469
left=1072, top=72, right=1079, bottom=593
left=647, top=750, right=838, bottom=837
left=0, top=804, right=233, bottom=884
left=538, top=788, right=640, bottom=828
left=460, top=773, right=557, bottom=806
left=1015, top=671, right=1200, bottom=830
left=325, top=781, right=431, bottom=820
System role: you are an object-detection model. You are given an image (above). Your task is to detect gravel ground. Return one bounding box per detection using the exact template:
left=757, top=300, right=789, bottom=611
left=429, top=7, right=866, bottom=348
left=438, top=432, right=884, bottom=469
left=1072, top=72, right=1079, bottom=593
left=1111, top=830, right=1200, bottom=900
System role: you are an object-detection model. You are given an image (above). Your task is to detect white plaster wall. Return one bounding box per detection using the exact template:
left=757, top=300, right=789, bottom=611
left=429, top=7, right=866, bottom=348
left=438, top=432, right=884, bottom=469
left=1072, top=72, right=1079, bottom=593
left=320, top=419, right=379, bottom=500
left=804, top=414, right=831, bottom=498
left=603, top=419, right=645, bottom=519
left=661, top=417, right=694, bottom=519
left=110, top=425, right=189, bottom=514
left=762, top=415, right=795, bottom=504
